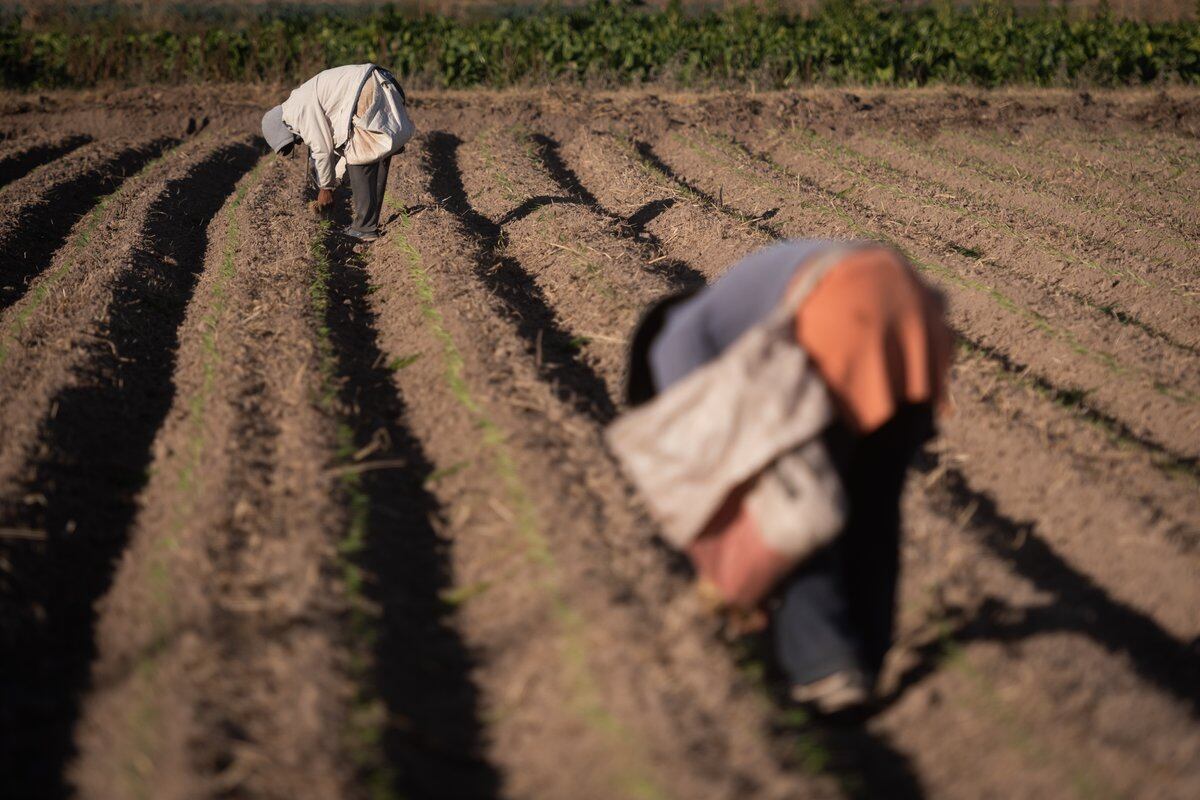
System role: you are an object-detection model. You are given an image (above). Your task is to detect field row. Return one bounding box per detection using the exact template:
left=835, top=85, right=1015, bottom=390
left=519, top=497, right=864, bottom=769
left=0, top=90, right=1196, bottom=799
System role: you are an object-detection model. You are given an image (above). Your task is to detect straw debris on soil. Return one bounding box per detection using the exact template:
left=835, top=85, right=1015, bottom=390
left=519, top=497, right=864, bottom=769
left=0, top=86, right=1197, bottom=800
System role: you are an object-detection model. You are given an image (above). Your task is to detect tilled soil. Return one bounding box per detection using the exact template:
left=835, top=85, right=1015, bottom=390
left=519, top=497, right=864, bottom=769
left=0, top=86, right=1196, bottom=800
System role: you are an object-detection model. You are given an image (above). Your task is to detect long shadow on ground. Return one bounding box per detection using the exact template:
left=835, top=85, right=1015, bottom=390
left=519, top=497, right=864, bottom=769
left=915, top=457, right=1200, bottom=718
left=632, top=139, right=784, bottom=241
left=727, top=611, right=925, bottom=799
left=0, top=135, right=92, bottom=191
left=0, top=137, right=178, bottom=313
left=424, top=130, right=617, bottom=424
left=0, top=142, right=260, bottom=799
left=321, top=214, right=500, bottom=798
left=529, top=132, right=704, bottom=292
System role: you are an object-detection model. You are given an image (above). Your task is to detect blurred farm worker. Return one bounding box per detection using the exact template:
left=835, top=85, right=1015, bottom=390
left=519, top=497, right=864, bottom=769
left=608, top=240, right=952, bottom=713
left=261, top=63, right=415, bottom=242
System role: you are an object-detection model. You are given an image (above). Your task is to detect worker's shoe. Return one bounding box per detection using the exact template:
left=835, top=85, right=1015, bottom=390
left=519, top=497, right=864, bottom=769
left=790, top=668, right=871, bottom=715
left=343, top=227, right=380, bottom=242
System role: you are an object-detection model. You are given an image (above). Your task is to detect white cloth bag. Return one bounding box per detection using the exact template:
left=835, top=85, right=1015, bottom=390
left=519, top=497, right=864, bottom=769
left=344, top=71, right=415, bottom=167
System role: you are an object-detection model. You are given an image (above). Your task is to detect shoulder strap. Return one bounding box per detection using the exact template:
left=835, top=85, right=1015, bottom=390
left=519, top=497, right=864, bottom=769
left=377, top=67, right=407, bottom=106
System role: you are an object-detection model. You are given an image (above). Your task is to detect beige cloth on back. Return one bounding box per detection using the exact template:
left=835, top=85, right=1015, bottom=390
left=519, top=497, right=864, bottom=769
left=343, top=70, right=414, bottom=167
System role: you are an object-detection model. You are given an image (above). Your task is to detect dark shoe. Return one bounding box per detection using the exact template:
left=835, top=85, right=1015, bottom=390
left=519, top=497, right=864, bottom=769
left=343, top=227, right=380, bottom=242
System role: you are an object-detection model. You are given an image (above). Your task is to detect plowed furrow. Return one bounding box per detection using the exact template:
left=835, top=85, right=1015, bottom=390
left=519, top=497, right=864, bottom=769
left=1019, top=124, right=1200, bottom=198
left=75, top=146, right=485, bottom=800
left=824, top=129, right=1200, bottom=295
left=423, top=130, right=616, bottom=423
left=72, top=150, right=372, bottom=800
left=879, top=458, right=1200, bottom=799
left=0, top=134, right=91, bottom=191
left=933, top=346, right=1200, bottom=629
left=67, top=152, right=275, bottom=800
left=183, top=160, right=354, bottom=800
left=548, top=126, right=774, bottom=279
left=33, top=133, right=494, bottom=800
left=717, top=127, right=1200, bottom=356
left=641, top=131, right=1200, bottom=460
left=524, top=123, right=1200, bottom=797
left=528, top=131, right=704, bottom=291
left=0, top=138, right=193, bottom=475
left=920, top=127, right=1200, bottom=243
left=459, top=126, right=679, bottom=398
left=0, top=137, right=178, bottom=312
left=316, top=202, right=499, bottom=797
left=0, top=135, right=259, bottom=798
left=371, top=142, right=843, bottom=800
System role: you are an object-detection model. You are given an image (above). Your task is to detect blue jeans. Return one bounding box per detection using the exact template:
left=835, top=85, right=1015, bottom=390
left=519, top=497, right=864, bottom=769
left=774, top=404, right=934, bottom=686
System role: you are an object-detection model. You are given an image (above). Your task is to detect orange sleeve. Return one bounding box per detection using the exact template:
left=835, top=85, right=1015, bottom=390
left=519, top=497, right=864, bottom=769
left=795, top=247, right=953, bottom=435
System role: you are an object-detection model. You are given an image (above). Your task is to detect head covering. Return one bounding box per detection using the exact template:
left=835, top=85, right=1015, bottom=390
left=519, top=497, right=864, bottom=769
left=794, top=246, right=953, bottom=435
left=261, top=104, right=297, bottom=153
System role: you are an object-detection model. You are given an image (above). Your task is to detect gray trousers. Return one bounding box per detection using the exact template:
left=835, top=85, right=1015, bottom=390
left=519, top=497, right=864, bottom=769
left=347, top=156, right=392, bottom=234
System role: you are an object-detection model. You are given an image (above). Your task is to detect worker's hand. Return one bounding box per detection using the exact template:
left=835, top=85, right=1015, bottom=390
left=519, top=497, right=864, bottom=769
left=309, top=187, right=334, bottom=216
left=694, top=581, right=768, bottom=638
left=723, top=606, right=768, bottom=638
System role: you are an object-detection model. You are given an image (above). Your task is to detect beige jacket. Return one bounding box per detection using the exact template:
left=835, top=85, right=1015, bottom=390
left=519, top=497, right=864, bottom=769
left=281, top=64, right=414, bottom=188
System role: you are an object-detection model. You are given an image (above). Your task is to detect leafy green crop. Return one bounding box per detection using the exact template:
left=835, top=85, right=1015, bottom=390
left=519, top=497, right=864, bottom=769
left=1, top=0, right=1197, bottom=89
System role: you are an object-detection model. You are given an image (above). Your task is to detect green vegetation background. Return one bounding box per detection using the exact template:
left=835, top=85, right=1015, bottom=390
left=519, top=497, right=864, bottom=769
left=2, top=0, right=1198, bottom=88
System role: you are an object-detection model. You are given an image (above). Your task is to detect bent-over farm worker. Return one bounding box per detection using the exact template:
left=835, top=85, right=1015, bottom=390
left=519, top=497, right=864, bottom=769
left=260, top=63, right=415, bottom=242
left=608, top=240, right=953, bottom=714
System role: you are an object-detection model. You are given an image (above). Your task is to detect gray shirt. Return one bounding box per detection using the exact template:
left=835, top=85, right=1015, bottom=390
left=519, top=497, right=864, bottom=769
left=649, top=240, right=837, bottom=392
